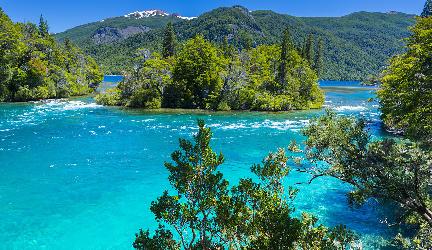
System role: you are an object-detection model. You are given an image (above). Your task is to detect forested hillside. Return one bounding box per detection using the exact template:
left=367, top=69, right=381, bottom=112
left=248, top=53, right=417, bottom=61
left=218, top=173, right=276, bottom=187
left=56, top=6, right=415, bottom=80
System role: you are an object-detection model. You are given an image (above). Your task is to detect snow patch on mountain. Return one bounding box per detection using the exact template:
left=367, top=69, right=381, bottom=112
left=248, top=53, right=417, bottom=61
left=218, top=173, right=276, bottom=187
left=173, top=14, right=197, bottom=20
left=124, top=9, right=196, bottom=20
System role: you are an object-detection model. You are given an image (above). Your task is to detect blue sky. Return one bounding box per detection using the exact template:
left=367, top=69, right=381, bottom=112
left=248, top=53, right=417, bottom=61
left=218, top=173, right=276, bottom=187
left=0, top=0, right=426, bottom=33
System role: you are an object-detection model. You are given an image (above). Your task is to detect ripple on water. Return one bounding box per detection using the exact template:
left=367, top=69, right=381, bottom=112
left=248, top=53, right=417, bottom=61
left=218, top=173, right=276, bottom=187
left=0, top=85, right=394, bottom=249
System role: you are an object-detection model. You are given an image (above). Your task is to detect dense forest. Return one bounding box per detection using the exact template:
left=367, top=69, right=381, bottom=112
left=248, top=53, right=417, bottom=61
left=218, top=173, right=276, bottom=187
left=0, top=8, right=103, bottom=102
left=56, top=6, right=415, bottom=80
left=96, top=26, right=324, bottom=111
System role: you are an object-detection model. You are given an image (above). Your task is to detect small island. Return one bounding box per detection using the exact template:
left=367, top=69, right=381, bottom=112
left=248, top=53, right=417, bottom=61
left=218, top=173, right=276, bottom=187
left=96, top=24, right=324, bottom=111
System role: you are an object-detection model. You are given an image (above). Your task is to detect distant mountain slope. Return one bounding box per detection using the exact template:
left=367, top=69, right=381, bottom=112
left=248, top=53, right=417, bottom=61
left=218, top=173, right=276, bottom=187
left=55, top=11, right=186, bottom=45
left=251, top=10, right=415, bottom=79
left=55, top=6, right=416, bottom=80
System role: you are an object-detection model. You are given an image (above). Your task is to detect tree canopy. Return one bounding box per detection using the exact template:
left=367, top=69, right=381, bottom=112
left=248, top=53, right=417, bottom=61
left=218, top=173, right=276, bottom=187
left=0, top=9, right=103, bottom=102
left=297, top=111, right=432, bottom=249
left=162, top=22, right=176, bottom=58
left=378, top=16, right=432, bottom=144
left=96, top=32, right=324, bottom=111
left=133, top=120, right=359, bottom=250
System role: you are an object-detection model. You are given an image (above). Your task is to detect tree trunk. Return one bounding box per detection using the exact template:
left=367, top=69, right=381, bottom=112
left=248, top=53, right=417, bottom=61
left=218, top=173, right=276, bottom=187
left=413, top=201, right=432, bottom=227
left=421, top=207, right=432, bottom=227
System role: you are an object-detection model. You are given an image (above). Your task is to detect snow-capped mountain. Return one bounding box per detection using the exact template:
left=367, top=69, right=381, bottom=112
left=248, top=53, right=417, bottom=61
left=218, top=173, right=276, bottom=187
left=124, top=9, right=196, bottom=20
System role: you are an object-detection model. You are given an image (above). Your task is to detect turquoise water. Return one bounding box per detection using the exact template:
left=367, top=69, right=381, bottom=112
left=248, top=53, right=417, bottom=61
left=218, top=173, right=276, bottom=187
left=0, top=81, right=395, bottom=249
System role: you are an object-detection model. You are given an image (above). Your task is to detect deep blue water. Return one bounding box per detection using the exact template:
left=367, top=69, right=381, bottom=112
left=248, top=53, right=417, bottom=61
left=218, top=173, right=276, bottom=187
left=98, top=75, right=124, bottom=93
left=103, top=75, right=124, bottom=83
left=0, top=81, right=394, bottom=249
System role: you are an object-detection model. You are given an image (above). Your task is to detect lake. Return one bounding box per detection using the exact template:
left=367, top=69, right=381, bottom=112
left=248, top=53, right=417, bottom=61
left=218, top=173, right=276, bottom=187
left=0, top=81, right=394, bottom=249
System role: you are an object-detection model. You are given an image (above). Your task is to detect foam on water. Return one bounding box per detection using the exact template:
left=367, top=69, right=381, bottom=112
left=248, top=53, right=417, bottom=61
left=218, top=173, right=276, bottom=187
left=34, top=99, right=102, bottom=111
left=334, top=105, right=368, bottom=111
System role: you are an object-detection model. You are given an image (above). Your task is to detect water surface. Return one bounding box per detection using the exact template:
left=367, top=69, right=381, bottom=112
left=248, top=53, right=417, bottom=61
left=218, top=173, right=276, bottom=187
left=0, top=81, right=394, bottom=249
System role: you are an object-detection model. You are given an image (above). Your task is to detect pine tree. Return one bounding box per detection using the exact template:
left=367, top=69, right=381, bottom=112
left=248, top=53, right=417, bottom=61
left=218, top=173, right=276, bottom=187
left=279, top=27, right=294, bottom=84
left=64, top=38, right=73, bottom=50
left=38, top=14, right=49, bottom=36
left=162, top=22, right=176, bottom=58
left=222, top=36, right=235, bottom=58
left=301, top=39, right=307, bottom=58
left=422, top=0, right=432, bottom=17
left=314, top=38, right=324, bottom=77
left=305, top=33, right=314, bottom=65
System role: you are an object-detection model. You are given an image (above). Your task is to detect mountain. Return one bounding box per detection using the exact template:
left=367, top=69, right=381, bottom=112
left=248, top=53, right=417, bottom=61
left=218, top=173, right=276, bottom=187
left=55, top=6, right=416, bottom=80
left=55, top=10, right=191, bottom=45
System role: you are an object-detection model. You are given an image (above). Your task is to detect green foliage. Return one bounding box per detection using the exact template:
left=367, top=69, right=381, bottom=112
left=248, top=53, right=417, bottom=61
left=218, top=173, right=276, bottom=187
left=314, top=38, right=324, bottom=77
left=422, top=0, right=432, bottom=17
left=134, top=120, right=358, bottom=250
left=279, top=28, right=294, bottom=84
left=101, top=35, right=323, bottom=111
left=378, top=17, right=432, bottom=143
left=170, top=35, right=227, bottom=109
left=97, top=53, right=172, bottom=108
left=305, top=33, right=314, bottom=65
left=0, top=9, right=103, bottom=102
left=162, top=22, right=177, bottom=58
left=134, top=225, right=180, bottom=250
left=255, top=10, right=415, bottom=80
left=299, top=110, right=432, bottom=247
left=38, top=15, right=49, bottom=37
left=56, top=6, right=415, bottom=80
left=95, top=88, right=122, bottom=106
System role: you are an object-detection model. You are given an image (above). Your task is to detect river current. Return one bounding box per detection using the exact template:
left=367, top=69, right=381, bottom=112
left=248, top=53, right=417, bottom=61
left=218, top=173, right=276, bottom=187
left=0, top=80, right=395, bottom=249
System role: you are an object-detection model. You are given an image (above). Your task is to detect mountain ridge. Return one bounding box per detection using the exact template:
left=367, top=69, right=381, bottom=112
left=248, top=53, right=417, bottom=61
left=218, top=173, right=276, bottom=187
left=55, top=6, right=416, bottom=80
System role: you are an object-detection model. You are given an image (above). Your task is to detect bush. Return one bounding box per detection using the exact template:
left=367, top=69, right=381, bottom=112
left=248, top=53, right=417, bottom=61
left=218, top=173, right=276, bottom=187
left=95, top=88, right=122, bottom=106
left=128, top=88, right=161, bottom=108
left=14, top=86, right=33, bottom=101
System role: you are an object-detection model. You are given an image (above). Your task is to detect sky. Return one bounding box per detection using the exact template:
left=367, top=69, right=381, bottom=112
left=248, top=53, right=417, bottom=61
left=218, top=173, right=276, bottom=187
left=0, top=0, right=426, bottom=33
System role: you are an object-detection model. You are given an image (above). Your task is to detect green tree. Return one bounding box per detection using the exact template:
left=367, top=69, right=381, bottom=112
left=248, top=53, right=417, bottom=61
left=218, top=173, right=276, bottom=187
left=0, top=9, right=103, bottom=102
left=314, top=38, right=324, bottom=77
left=0, top=8, right=24, bottom=101
left=134, top=120, right=358, bottom=250
left=171, top=35, right=227, bottom=109
left=96, top=35, right=323, bottom=112
left=97, top=52, right=172, bottom=108
left=221, top=36, right=235, bottom=58
left=38, top=14, right=49, bottom=36
left=279, top=27, right=294, bottom=85
left=162, top=22, right=176, bottom=58
left=305, top=33, right=314, bottom=65
left=378, top=17, right=432, bottom=143
left=298, top=111, right=432, bottom=248
left=121, top=53, right=172, bottom=108
left=134, top=119, right=227, bottom=249
left=236, top=30, right=253, bottom=50
left=422, top=0, right=432, bottom=17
